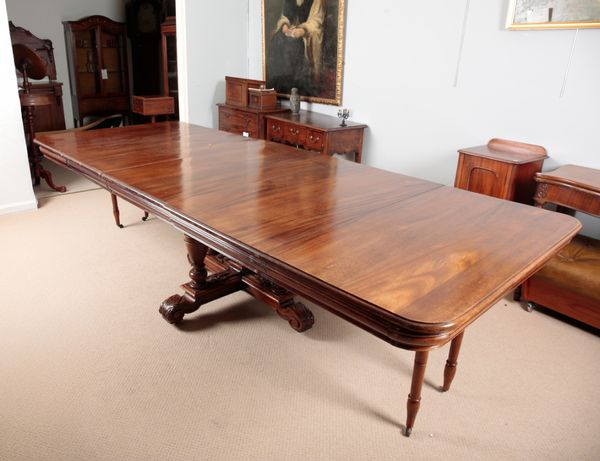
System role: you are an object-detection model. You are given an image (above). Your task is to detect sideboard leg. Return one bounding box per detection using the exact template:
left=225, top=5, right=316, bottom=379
left=442, top=331, right=464, bottom=392
left=110, top=193, right=124, bottom=228
left=405, top=350, right=429, bottom=437
left=159, top=236, right=242, bottom=324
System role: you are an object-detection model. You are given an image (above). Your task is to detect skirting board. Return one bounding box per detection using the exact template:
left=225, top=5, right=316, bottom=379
left=0, top=199, right=38, bottom=216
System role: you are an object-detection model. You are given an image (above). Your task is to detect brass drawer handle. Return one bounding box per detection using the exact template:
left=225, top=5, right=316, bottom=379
left=289, top=128, right=299, bottom=135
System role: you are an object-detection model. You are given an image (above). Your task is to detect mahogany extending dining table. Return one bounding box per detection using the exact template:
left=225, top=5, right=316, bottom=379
left=35, top=122, right=581, bottom=436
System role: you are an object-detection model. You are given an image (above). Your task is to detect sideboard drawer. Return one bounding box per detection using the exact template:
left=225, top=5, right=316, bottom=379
left=305, top=129, right=324, bottom=152
left=283, top=123, right=306, bottom=146
left=267, top=119, right=285, bottom=142
left=219, top=107, right=258, bottom=138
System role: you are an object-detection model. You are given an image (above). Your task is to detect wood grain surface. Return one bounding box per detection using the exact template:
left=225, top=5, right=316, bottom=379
left=35, top=122, right=581, bottom=350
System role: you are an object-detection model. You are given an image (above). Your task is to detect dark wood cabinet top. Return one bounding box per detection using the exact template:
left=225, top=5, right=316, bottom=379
left=265, top=110, right=367, bottom=131
left=536, top=164, right=600, bottom=195
left=35, top=122, right=580, bottom=349
left=458, top=138, right=548, bottom=164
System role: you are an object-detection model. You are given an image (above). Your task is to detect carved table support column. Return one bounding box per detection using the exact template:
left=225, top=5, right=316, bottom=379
left=442, top=331, right=464, bottom=392
left=405, top=350, right=429, bottom=437
left=159, top=236, right=242, bottom=324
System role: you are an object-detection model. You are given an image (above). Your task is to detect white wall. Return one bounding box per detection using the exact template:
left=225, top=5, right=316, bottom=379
left=247, top=0, right=600, bottom=236
left=0, top=2, right=36, bottom=215
left=5, top=0, right=125, bottom=129
left=182, top=0, right=249, bottom=127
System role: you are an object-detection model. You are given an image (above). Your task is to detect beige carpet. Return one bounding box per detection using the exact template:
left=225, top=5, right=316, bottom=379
left=0, top=189, right=599, bottom=461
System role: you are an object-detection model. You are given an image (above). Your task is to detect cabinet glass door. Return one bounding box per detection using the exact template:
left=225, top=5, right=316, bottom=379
left=74, top=29, right=98, bottom=96
left=165, top=34, right=177, bottom=97
left=99, top=30, right=125, bottom=94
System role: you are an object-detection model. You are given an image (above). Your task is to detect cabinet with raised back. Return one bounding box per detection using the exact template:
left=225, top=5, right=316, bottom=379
left=63, top=15, right=130, bottom=127
left=455, top=138, right=548, bottom=205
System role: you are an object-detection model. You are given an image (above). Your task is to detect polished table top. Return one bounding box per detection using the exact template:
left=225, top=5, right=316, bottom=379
left=35, top=122, right=581, bottom=350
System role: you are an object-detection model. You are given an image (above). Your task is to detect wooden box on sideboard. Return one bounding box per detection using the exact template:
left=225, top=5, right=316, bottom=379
left=248, top=88, right=277, bottom=110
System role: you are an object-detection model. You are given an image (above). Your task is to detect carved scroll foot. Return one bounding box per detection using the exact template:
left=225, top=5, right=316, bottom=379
left=243, top=273, right=314, bottom=332
left=405, top=351, right=429, bottom=437
left=159, top=293, right=202, bottom=324
left=274, top=300, right=314, bottom=332
left=442, top=332, right=464, bottom=392
left=160, top=269, right=243, bottom=324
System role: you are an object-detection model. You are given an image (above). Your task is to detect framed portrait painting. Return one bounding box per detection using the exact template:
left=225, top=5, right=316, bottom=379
left=262, top=0, right=345, bottom=105
left=506, top=0, right=600, bottom=30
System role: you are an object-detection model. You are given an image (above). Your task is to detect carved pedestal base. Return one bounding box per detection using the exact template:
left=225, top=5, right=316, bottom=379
left=160, top=239, right=314, bottom=332
left=205, top=251, right=314, bottom=332
left=243, top=273, right=314, bottom=332
left=159, top=269, right=242, bottom=324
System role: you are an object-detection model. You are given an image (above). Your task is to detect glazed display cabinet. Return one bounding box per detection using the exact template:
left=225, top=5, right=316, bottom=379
left=63, top=15, right=130, bottom=127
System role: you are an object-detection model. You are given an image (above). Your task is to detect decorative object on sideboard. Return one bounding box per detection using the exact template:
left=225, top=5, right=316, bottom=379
left=506, top=0, right=600, bottom=30
left=337, top=108, right=350, bottom=127
left=289, top=87, right=300, bottom=114
left=262, top=0, right=346, bottom=105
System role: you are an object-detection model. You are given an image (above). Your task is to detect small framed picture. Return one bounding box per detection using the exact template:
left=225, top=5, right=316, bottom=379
left=506, top=0, right=600, bottom=30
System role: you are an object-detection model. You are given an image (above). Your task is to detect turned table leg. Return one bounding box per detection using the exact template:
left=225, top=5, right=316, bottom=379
left=405, top=350, right=429, bottom=437
left=442, top=331, right=464, bottom=392
left=110, top=193, right=124, bottom=228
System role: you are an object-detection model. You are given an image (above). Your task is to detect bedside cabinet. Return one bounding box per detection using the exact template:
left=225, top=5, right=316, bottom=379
left=455, top=138, right=548, bottom=204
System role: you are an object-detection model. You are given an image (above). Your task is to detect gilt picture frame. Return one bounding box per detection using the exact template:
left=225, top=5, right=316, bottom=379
left=506, top=0, right=600, bottom=30
left=262, top=0, right=345, bottom=105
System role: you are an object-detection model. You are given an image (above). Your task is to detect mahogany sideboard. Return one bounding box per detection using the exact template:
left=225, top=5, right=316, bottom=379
left=265, top=110, right=367, bottom=163
left=34, top=122, right=580, bottom=436
left=519, top=165, right=600, bottom=329
left=455, top=138, right=547, bottom=204
left=218, top=103, right=289, bottom=139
